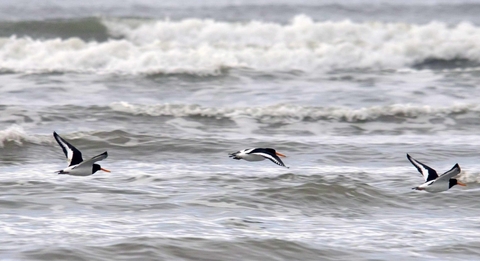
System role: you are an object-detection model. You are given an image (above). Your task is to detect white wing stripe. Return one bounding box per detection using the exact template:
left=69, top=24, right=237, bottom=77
left=410, top=157, right=430, bottom=182
left=58, top=136, right=74, bottom=164
left=253, top=152, right=283, bottom=166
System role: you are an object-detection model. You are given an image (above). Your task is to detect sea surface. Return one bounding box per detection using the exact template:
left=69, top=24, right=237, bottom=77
left=2, top=0, right=480, bottom=260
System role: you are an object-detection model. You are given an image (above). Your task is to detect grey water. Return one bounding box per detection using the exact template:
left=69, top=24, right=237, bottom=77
left=2, top=0, right=480, bottom=260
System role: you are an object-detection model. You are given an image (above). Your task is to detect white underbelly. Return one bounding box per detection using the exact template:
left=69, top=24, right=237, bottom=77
left=63, top=165, right=93, bottom=176
left=424, top=181, right=449, bottom=193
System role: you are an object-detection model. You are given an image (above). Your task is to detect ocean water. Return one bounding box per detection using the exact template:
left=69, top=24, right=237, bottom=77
left=2, top=0, right=480, bottom=260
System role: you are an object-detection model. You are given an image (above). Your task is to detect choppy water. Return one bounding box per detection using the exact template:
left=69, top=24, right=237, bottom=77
left=2, top=0, right=480, bottom=260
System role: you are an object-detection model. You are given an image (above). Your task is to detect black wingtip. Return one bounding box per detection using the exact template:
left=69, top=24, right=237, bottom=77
left=53, top=131, right=62, bottom=140
left=454, top=163, right=461, bottom=171
left=406, top=154, right=418, bottom=165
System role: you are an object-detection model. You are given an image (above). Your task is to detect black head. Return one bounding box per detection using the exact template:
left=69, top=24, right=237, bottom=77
left=449, top=179, right=466, bottom=189
left=93, top=164, right=102, bottom=174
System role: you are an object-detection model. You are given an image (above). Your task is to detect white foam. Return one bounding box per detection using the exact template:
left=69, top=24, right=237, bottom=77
left=109, top=102, right=480, bottom=123
left=457, top=170, right=480, bottom=184
left=0, top=125, right=47, bottom=147
left=0, top=16, right=480, bottom=75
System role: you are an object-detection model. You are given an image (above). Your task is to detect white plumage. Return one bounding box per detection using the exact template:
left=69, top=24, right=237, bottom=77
left=229, top=148, right=289, bottom=168
left=54, top=132, right=110, bottom=176
left=407, top=153, right=465, bottom=193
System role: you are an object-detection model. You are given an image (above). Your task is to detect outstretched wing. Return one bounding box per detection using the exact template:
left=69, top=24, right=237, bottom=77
left=406, top=154, right=438, bottom=182
left=436, top=163, right=461, bottom=183
left=75, top=151, right=108, bottom=168
left=53, top=132, right=83, bottom=166
left=250, top=148, right=288, bottom=168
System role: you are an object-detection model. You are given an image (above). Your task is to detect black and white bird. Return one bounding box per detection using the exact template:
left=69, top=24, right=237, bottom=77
left=229, top=148, right=289, bottom=168
left=53, top=131, right=110, bottom=176
left=406, top=153, right=465, bottom=193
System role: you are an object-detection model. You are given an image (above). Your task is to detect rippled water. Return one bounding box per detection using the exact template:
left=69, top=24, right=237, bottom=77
left=2, top=0, right=480, bottom=260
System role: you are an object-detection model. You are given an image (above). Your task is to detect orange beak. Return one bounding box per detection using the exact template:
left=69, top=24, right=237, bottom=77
left=276, top=152, right=286, bottom=157
left=457, top=181, right=466, bottom=186
left=101, top=168, right=111, bottom=173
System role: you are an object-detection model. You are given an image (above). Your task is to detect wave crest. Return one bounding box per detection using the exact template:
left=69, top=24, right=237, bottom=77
left=0, top=125, right=48, bottom=147
left=0, top=16, right=480, bottom=75
left=109, top=102, right=480, bottom=123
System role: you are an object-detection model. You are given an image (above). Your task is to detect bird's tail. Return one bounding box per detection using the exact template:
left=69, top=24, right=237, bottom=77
left=229, top=152, right=241, bottom=159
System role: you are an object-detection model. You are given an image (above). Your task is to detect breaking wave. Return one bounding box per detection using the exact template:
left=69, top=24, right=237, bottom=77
left=0, top=16, right=480, bottom=75
left=109, top=102, right=480, bottom=123
left=0, top=125, right=50, bottom=147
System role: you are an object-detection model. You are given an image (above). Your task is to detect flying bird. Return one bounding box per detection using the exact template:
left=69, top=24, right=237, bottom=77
left=53, top=131, right=110, bottom=176
left=406, top=153, right=465, bottom=193
left=229, top=148, right=289, bottom=168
